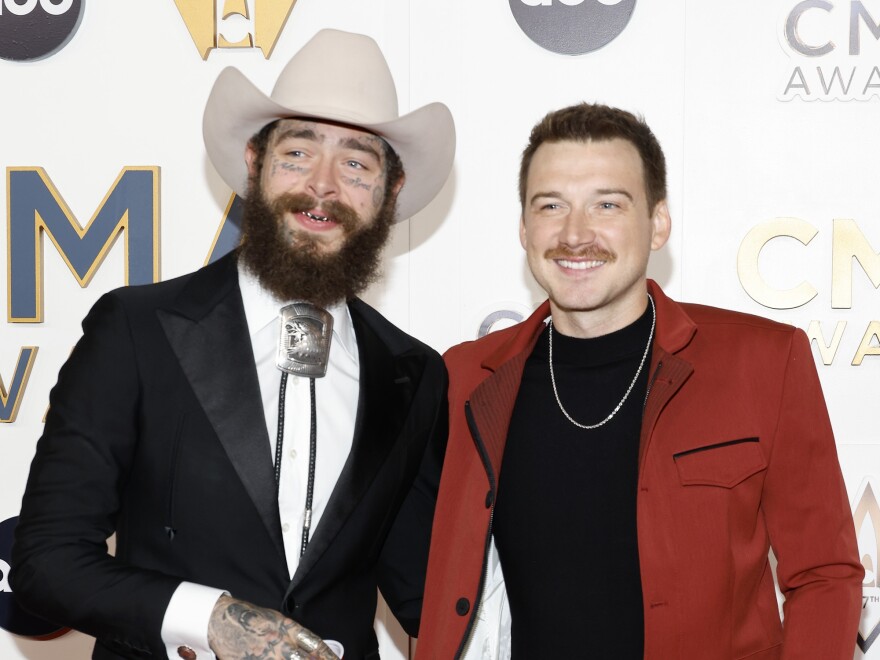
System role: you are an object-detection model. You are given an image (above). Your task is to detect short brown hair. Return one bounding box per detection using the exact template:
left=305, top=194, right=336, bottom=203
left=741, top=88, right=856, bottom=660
left=518, top=103, right=667, bottom=213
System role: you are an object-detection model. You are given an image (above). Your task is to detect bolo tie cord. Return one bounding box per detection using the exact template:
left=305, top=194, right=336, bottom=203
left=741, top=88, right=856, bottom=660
left=274, top=372, right=318, bottom=558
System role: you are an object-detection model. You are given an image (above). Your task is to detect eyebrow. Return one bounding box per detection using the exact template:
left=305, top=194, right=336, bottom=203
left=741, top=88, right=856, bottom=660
left=275, top=128, right=321, bottom=143
left=529, top=190, right=563, bottom=206
left=596, top=187, right=634, bottom=202
left=273, top=129, right=381, bottom=162
left=339, top=137, right=381, bottom=161
left=529, top=188, right=634, bottom=205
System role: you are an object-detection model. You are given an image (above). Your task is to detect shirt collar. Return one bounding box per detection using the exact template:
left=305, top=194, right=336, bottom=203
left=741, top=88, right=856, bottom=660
left=237, top=261, right=358, bottom=363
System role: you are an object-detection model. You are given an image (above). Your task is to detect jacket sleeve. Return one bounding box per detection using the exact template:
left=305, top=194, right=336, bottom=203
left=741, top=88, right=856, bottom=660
left=376, top=355, right=449, bottom=638
left=11, top=292, right=181, bottom=659
left=761, top=328, right=863, bottom=659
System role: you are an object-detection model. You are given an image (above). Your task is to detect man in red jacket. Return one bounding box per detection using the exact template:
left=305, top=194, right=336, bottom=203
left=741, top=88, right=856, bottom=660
left=417, top=103, right=862, bottom=659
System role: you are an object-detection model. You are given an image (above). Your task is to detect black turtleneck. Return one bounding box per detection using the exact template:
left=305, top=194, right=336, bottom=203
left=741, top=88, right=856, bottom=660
left=493, top=302, right=653, bottom=658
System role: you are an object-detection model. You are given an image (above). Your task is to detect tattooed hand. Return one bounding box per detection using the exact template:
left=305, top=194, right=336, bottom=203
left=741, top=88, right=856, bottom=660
left=208, top=595, right=340, bottom=659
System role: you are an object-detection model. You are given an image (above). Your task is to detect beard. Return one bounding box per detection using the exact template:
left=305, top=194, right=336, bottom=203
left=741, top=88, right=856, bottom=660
left=237, top=179, right=397, bottom=308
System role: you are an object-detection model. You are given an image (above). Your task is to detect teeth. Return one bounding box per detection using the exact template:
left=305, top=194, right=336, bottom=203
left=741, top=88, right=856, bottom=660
left=304, top=211, right=330, bottom=222
left=558, top=259, right=604, bottom=270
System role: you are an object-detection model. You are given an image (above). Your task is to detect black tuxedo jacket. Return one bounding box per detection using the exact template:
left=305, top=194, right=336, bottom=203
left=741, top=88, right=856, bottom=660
left=12, top=253, right=448, bottom=660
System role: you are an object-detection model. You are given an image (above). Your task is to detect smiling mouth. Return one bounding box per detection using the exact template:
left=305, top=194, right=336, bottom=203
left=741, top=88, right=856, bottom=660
left=556, top=259, right=605, bottom=270
left=303, top=211, right=331, bottom=223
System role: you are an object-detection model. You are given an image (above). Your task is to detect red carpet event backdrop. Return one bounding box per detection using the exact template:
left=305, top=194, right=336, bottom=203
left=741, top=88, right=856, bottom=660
left=1, top=1, right=878, bottom=658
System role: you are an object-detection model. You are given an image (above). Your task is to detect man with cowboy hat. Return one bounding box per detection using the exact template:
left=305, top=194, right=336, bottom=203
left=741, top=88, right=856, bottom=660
left=12, top=29, right=455, bottom=660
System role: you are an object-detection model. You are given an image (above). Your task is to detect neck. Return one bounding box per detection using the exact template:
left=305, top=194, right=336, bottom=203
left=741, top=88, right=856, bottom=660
left=550, top=291, right=650, bottom=339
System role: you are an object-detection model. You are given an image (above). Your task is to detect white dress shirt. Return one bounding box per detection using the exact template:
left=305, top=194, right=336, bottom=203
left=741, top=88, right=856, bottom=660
left=161, top=263, right=359, bottom=658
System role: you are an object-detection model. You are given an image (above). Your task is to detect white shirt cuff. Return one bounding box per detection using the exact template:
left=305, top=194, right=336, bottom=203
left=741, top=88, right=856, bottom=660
left=161, top=582, right=228, bottom=659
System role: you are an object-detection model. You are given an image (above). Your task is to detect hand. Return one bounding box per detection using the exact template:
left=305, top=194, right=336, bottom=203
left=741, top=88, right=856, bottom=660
left=208, top=595, right=340, bottom=659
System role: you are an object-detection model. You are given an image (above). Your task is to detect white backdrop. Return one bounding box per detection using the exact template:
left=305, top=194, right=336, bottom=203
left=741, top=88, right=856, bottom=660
left=1, top=1, right=878, bottom=658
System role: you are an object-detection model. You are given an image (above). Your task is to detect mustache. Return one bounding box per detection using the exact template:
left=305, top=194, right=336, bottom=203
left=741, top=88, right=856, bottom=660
left=544, top=245, right=617, bottom=262
left=270, top=192, right=360, bottom=233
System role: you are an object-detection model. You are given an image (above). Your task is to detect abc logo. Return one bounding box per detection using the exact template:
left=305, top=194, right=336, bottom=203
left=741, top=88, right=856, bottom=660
left=509, top=0, right=637, bottom=55
left=0, top=0, right=74, bottom=14
left=0, top=0, right=84, bottom=62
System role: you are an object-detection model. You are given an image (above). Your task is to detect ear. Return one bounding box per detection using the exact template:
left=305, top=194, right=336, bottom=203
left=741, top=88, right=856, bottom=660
left=391, top=173, right=405, bottom=198
left=649, top=200, right=671, bottom=251
left=519, top=214, right=527, bottom=250
left=245, top=143, right=259, bottom=178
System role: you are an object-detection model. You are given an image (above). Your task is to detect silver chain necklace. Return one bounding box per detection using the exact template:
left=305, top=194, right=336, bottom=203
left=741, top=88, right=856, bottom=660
left=548, top=294, right=656, bottom=430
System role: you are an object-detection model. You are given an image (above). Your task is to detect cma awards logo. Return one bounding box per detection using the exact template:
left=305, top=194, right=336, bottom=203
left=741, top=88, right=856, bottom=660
left=853, top=478, right=880, bottom=654
left=509, top=0, right=636, bottom=55
left=737, top=218, right=880, bottom=367
left=0, top=517, right=67, bottom=638
left=778, top=0, right=880, bottom=100
left=0, top=0, right=84, bottom=62
left=174, top=0, right=298, bottom=60
left=2, top=166, right=237, bottom=424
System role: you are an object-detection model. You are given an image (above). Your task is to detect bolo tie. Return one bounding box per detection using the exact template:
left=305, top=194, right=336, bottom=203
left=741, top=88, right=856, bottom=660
left=274, top=302, right=333, bottom=558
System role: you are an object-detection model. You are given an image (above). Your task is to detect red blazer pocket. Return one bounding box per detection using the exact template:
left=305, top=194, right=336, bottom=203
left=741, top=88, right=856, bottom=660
left=673, top=438, right=766, bottom=488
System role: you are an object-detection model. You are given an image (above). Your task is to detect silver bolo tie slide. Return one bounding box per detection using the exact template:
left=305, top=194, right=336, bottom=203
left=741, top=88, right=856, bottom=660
left=276, top=301, right=334, bottom=378
left=275, top=301, right=333, bottom=557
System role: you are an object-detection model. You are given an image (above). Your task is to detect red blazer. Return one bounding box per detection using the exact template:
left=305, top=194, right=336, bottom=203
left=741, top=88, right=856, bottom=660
left=418, top=281, right=862, bottom=660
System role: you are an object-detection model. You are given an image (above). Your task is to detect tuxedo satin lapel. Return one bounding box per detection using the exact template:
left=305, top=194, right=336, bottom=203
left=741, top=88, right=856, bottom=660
left=289, top=301, right=421, bottom=588
left=157, top=256, right=286, bottom=563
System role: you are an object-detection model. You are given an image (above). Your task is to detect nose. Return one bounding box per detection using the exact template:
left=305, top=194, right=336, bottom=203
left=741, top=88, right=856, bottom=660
left=306, top=156, right=337, bottom=199
left=558, top=207, right=597, bottom=249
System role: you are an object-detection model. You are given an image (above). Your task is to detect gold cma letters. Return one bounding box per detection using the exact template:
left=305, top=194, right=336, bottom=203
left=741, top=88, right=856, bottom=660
left=738, top=218, right=880, bottom=309
left=806, top=320, right=880, bottom=366
left=1, top=347, right=38, bottom=423
left=174, top=0, right=298, bottom=60
left=737, top=217, right=818, bottom=309
left=739, top=218, right=879, bottom=366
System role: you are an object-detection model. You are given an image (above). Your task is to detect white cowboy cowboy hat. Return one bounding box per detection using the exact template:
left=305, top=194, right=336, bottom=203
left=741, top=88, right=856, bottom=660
left=203, top=28, right=456, bottom=222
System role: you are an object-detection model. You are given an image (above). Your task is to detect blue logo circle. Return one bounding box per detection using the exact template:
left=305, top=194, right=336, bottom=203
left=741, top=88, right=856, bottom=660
left=0, top=0, right=85, bottom=62
left=509, top=0, right=637, bottom=55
